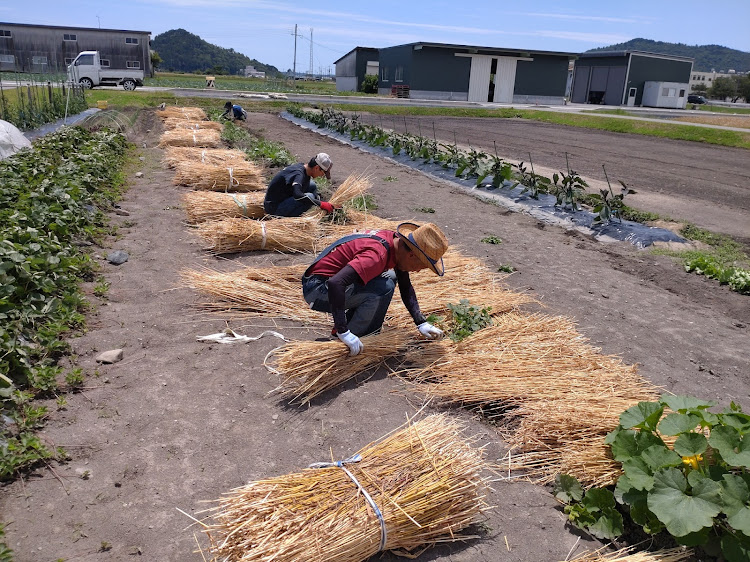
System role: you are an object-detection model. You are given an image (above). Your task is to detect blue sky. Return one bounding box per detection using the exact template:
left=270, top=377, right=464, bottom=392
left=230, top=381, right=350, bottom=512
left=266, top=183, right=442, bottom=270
left=2, top=0, right=748, bottom=73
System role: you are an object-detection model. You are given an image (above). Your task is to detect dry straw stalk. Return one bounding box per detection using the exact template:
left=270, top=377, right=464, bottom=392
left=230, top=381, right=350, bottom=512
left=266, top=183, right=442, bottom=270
left=158, top=128, right=222, bottom=148
left=267, top=330, right=410, bottom=404
left=162, top=147, right=247, bottom=169
left=569, top=546, right=691, bottom=562
left=155, top=106, right=207, bottom=120
left=183, top=191, right=266, bottom=223
left=173, top=160, right=265, bottom=191
left=195, top=217, right=320, bottom=254
left=303, top=172, right=373, bottom=219
left=200, top=414, right=489, bottom=562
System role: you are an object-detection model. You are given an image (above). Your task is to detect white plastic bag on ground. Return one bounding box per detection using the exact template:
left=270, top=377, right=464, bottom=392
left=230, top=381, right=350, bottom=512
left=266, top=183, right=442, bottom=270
left=0, top=119, right=31, bottom=160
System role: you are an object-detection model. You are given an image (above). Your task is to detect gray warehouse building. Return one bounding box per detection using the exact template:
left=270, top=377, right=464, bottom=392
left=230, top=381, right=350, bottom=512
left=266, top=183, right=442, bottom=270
left=375, top=42, right=576, bottom=104
left=334, top=47, right=379, bottom=92
left=0, top=22, right=151, bottom=74
left=570, top=50, right=693, bottom=106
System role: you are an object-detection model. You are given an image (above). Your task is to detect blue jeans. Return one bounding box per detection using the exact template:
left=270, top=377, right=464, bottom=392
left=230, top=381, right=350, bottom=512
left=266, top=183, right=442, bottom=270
left=302, top=274, right=396, bottom=337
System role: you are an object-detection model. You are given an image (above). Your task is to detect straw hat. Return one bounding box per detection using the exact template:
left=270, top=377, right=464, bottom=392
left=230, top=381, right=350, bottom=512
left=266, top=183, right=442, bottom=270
left=396, top=222, right=448, bottom=276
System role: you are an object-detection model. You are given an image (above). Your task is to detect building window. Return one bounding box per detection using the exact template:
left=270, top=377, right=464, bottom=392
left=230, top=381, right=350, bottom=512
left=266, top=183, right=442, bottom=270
left=0, top=30, right=11, bottom=38
left=394, top=65, right=403, bottom=82
left=63, top=33, right=77, bottom=41
left=380, top=66, right=389, bottom=82
left=126, top=60, right=140, bottom=69
left=125, top=37, right=139, bottom=45
left=0, top=54, right=14, bottom=63
left=101, top=59, right=110, bottom=67
left=679, top=89, right=685, bottom=97
left=32, top=56, right=48, bottom=65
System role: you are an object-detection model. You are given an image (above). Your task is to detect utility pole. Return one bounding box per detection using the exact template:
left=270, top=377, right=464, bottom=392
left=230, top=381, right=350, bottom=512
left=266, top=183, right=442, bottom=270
left=292, top=24, right=298, bottom=78
left=309, top=28, right=313, bottom=77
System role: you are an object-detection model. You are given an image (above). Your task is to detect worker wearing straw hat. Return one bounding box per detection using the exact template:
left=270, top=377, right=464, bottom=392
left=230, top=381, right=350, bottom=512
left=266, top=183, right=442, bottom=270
left=263, top=153, right=336, bottom=217
left=302, top=222, right=448, bottom=356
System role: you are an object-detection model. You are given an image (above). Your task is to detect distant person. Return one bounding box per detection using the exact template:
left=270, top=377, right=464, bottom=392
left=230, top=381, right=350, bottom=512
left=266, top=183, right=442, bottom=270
left=220, top=101, right=247, bottom=121
left=263, top=153, right=335, bottom=217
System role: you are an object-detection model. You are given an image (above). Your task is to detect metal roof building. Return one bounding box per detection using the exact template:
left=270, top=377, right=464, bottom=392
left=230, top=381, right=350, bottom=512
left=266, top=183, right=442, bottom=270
left=334, top=47, right=379, bottom=92
left=571, top=50, right=693, bottom=106
left=375, top=42, right=577, bottom=104
left=0, top=22, right=151, bottom=74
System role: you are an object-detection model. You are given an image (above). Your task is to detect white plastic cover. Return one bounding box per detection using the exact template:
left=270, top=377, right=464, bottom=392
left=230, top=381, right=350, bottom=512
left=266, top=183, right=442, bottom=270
left=0, top=119, right=32, bottom=160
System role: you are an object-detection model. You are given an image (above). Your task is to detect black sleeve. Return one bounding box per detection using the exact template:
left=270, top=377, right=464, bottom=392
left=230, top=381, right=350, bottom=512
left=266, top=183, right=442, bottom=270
left=289, top=169, right=308, bottom=200
left=396, top=270, right=426, bottom=326
left=327, top=265, right=363, bottom=333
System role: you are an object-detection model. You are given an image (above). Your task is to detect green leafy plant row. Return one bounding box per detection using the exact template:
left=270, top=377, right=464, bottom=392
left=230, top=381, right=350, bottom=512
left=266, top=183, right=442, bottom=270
left=1, top=125, right=127, bottom=481
left=286, top=104, right=635, bottom=226
left=0, top=81, right=88, bottom=131
left=554, top=395, right=750, bottom=561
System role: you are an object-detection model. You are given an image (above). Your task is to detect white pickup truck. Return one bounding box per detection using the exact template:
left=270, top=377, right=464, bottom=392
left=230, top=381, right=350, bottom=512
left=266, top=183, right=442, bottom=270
left=67, top=51, right=144, bottom=91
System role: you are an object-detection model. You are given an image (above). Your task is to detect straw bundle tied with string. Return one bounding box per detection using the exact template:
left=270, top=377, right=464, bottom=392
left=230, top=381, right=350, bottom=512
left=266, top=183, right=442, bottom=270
left=162, top=118, right=223, bottom=131
left=162, top=147, right=247, bottom=169
left=195, top=216, right=320, bottom=254
left=158, top=128, right=222, bottom=148
left=155, top=106, right=207, bottom=120
left=568, top=546, right=691, bottom=562
left=173, top=160, right=265, bottom=191
left=183, top=191, right=266, bottom=223
left=267, top=330, right=410, bottom=404
left=194, top=414, right=489, bottom=562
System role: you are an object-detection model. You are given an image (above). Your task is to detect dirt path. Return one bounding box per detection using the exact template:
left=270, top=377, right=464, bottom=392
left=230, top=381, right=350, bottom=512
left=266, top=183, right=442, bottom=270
left=354, top=114, right=750, bottom=246
left=1, top=110, right=748, bottom=562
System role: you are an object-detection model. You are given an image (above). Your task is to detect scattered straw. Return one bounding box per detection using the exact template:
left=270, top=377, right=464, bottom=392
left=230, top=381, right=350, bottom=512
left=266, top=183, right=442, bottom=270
left=569, top=546, right=691, bottom=561
left=173, top=160, right=265, bottom=192
left=162, top=118, right=223, bottom=131
left=183, top=191, right=266, bottom=223
left=199, top=414, right=489, bottom=561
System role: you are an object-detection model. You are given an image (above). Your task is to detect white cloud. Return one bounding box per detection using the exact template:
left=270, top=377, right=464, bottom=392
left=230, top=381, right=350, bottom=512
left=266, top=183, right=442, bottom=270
left=517, top=12, right=654, bottom=24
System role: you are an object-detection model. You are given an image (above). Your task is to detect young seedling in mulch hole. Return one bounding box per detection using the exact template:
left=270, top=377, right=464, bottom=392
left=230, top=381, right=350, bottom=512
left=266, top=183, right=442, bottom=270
left=497, top=264, right=516, bottom=273
left=552, top=152, right=587, bottom=211
left=415, top=207, right=435, bottom=214
left=477, top=141, right=513, bottom=188
left=481, top=235, right=502, bottom=244
left=589, top=164, right=636, bottom=225
left=515, top=153, right=550, bottom=199
left=383, top=175, right=398, bottom=182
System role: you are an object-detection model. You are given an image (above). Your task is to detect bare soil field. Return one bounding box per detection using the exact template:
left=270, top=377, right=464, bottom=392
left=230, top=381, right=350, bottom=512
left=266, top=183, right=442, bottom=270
left=0, top=109, right=748, bottom=562
left=353, top=113, right=750, bottom=246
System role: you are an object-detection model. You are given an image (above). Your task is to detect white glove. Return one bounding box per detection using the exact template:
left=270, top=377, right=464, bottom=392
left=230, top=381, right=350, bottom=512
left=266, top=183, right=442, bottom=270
left=380, top=269, right=397, bottom=281
left=417, top=322, right=444, bottom=340
left=337, top=330, right=363, bottom=356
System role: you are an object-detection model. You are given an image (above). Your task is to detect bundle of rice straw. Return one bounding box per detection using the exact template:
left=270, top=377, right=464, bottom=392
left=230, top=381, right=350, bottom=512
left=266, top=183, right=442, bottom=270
left=162, top=147, right=247, bottom=169
left=183, top=191, right=266, bottom=223
left=303, top=172, right=373, bottom=218
left=399, top=312, right=658, bottom=486
left=568, top=546, right=691, bottom=562
left=173, top=160, right=265, bottom=191
left=180, top=264, right=321, bottom=324
left=155, top=106, right=207, bottom=120
left=158, top=128, right=222, bottom=148
left=195, top=217, right=320, bottom=254
left=267, top=330, right=410, bottom=404
left=198, top=414, right=489, bottom=561
left=162, top=118, right=223, bottom=131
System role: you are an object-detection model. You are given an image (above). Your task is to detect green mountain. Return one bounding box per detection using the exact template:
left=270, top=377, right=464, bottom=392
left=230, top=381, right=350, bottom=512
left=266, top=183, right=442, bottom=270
left=151, top=29, right=280, bottom=76
left=587, top=38, right=750, bottom=73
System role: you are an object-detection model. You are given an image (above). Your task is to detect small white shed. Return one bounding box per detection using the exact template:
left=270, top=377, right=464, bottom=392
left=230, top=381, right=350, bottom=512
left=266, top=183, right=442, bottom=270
left=642, top=81, right=688, bottom=108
